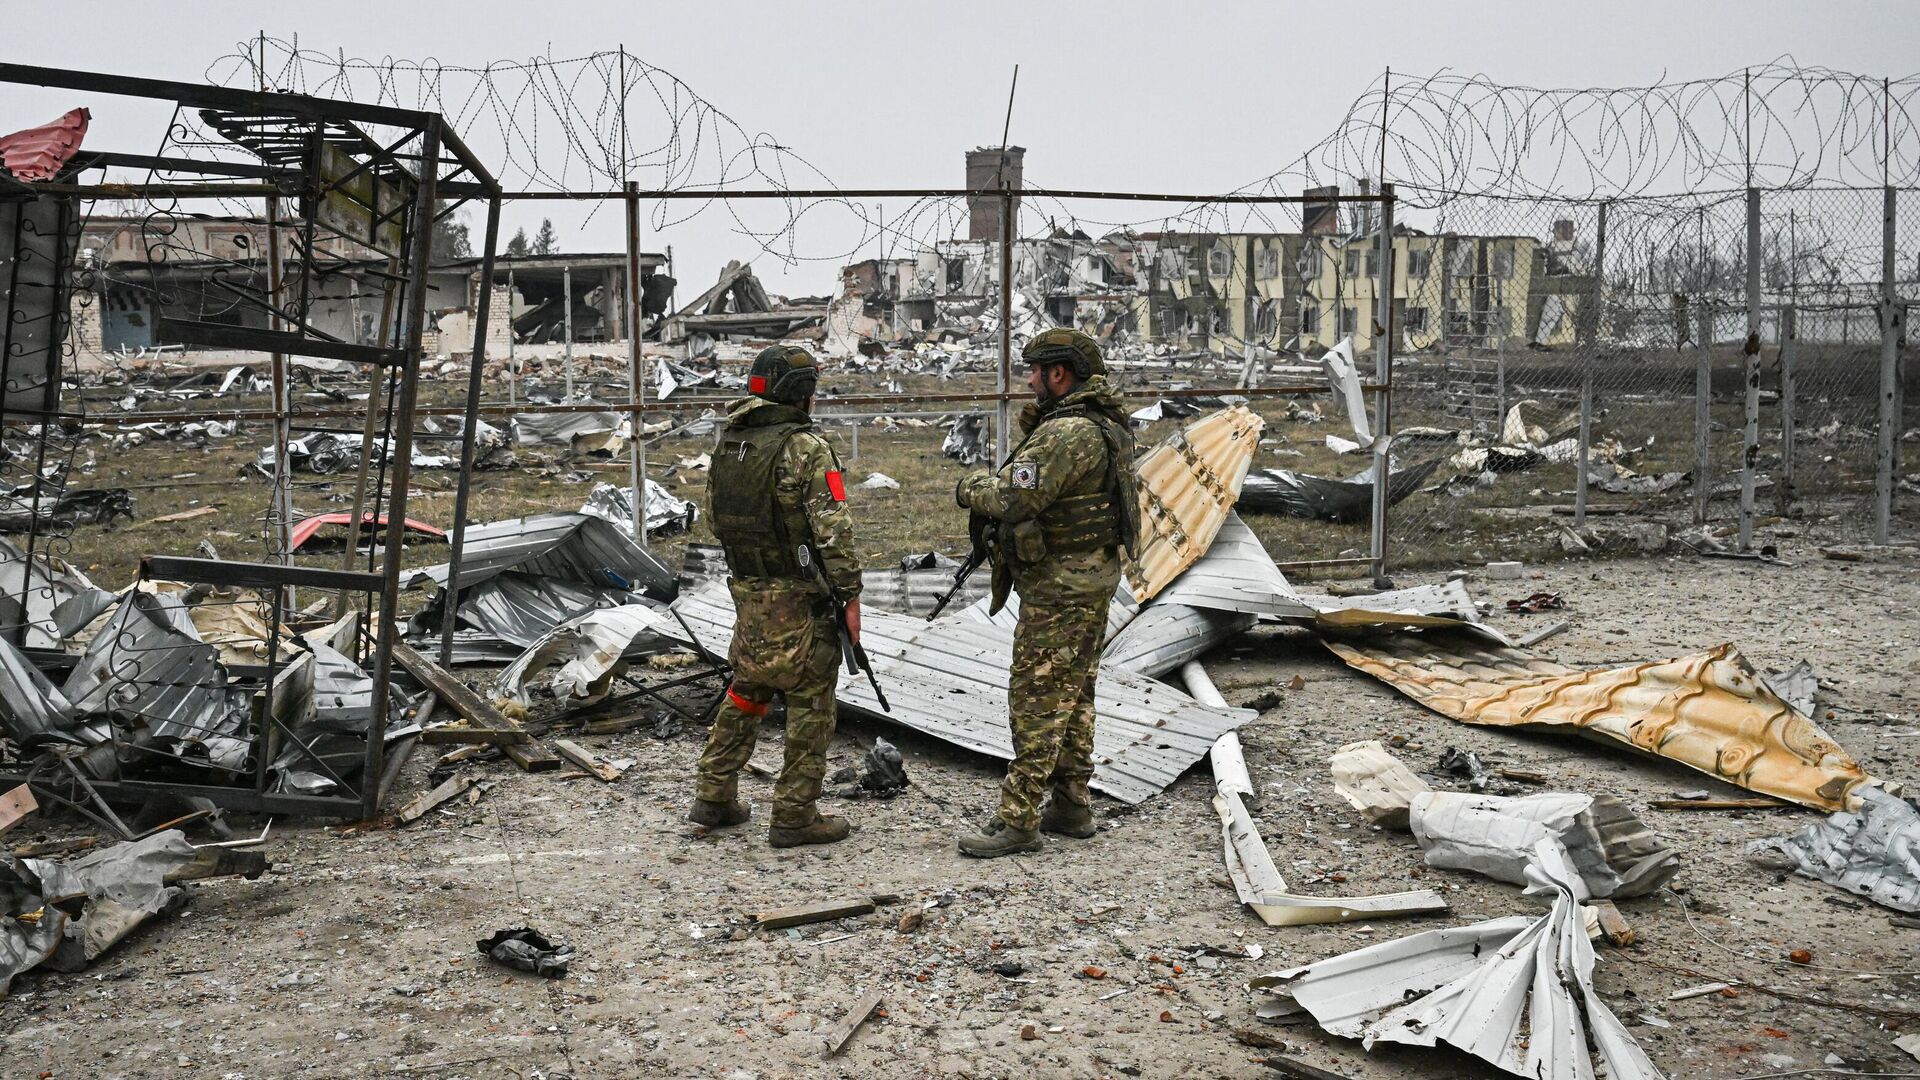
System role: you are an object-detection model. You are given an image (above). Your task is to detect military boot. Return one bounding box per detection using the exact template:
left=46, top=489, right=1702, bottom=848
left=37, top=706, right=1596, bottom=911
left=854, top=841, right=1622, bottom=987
left=687, top=798, right=750, bottom=828
left=1038, top=796, right=1096, bottom=839
left=956, top=817, right=1042, bottom=858
left=769, top=812, right=850, bottom=848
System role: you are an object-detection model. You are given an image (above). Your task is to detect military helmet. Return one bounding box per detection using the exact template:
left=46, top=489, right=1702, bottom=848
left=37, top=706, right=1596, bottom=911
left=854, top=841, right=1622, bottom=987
left=748, top=345, right=819, bottom=404
left=1021, top=327, right=1105, bottom=380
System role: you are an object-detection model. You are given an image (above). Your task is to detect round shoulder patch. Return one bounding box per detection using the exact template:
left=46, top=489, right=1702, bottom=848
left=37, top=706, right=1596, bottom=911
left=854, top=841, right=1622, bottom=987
left=1009, top=461, right=1039, bottom=489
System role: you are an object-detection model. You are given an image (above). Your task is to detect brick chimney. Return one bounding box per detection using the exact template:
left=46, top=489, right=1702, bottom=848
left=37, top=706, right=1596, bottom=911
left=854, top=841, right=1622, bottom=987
left=966, top=146, right=1025, bottom=241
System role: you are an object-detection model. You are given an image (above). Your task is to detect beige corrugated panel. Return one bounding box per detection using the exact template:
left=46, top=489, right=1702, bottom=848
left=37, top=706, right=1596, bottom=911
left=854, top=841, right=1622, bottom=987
left=1124, top=405, right=1264, bottom=603
left=1324, top=633, right=1871, bottom=813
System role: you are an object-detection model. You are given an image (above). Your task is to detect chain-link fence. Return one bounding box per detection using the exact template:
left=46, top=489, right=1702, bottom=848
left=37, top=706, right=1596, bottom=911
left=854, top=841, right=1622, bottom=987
left=1376, top=186, right=1916, bottom=569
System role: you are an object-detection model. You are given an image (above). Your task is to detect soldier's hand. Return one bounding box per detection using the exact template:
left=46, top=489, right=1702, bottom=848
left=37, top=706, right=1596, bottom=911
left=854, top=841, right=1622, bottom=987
left=843, top=598, right=862, bottom=646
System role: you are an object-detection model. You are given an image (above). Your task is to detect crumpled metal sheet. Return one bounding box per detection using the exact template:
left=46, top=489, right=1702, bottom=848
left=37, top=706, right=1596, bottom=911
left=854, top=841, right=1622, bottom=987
left=941, top=413, right=989, bottom=466
left=0, top=536, right=117, bottom=648
left=1324, top=633, right=1870, bottom=812
left=1148, top=512, right=1314, bottom=621
left=673, top=584, right=1255, bottom=805
left=64, top=590, right=251, bottom=758
left=578, top=480, right=699, bottom=538
left=1329, top=739, right=1431, bottom=828
left=1411, top=790, right=1681, bottom=899
left=411, top=512, right=676, bottom=602
left=1250, top=837, right=1666, bottom=1080
left=1124, top=405, right=1263, bottom=604
left=1238, top=457, right=1440, bottom=524
left=1186, top=665, right=1448, bottom=926
left=2, top=829, right=198, bottom=997
left=509, top=410, right=622, bottom=447
left=1749, top=785, right=1920, bottom=913
left=495, top=603, right=692, bottom=707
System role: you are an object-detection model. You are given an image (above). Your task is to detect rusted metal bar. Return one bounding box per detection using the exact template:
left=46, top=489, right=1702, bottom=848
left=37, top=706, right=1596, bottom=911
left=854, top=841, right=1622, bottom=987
left=363, top=121, right=442, bottom=818
left=440, top=194, right=501, bottom=666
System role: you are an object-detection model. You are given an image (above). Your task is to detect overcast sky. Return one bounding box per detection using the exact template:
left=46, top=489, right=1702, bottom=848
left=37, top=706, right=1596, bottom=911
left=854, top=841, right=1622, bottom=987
left=6, top=1, right=1916, bottom=295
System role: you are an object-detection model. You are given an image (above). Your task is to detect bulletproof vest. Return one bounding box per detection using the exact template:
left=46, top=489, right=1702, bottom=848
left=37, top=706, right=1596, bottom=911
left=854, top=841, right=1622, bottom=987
left=1023, top=403, right=1140, bottom=558
left=709, top=414, right=814, bottom=580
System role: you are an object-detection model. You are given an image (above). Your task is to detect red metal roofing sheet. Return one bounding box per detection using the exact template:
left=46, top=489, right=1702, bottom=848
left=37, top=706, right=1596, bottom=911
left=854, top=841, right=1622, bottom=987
left=0, top=108, right=89, bottom=183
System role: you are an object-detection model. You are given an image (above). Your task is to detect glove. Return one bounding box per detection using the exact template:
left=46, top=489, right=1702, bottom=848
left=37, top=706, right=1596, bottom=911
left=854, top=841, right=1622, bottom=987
left=1016, top=401, right=1043, bottom=436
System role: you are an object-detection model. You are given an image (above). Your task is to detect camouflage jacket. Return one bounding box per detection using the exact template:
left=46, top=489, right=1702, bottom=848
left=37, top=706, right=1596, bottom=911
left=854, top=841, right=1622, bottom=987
left=715, top=396, right=862, bottom=604
left=960, top=376, right=1131, bottom=607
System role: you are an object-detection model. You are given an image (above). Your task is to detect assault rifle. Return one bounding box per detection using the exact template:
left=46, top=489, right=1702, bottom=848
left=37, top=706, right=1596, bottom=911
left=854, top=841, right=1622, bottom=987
left=799, top=542, right=890, bottom=713
left=925, top=511, right=993, bottom=622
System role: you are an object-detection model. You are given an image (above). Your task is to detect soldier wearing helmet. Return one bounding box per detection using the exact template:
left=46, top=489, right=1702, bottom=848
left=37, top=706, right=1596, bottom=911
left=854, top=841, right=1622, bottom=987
left=953, top=327, right=1140, bottom=858
left=689, top=345, right=862, bottom=848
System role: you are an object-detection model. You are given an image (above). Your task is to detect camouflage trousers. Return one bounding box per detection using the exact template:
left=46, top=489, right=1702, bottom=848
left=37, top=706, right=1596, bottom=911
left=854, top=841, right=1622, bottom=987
left=696, top=600, right=840, bottom=830
left=997, top=594, right=1108, bottom=831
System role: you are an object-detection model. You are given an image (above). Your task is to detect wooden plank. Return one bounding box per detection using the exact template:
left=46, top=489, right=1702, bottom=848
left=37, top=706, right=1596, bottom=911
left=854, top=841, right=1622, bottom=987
left=1590, top=900, right=1634, bottom=947
left=1514, top=620, right=1570, bottom=649
left=149, top=505, right=220, bottom=524
left=10, top=836, right=96, bottom=858
left=755, top=899, right=876, bottom=931
left=391, top=641, right=550, bottom=771
left=822, top=991, right=884, bottom=1057
left=396, top=773, right=476, bottom=824
left=504, top=740, right=563, bottom=773
left=419, top=724, right=532, bottom=746
left=1648, top=798, right=1792, bottom=811
left=0, top=784, right=38, bottom=835
left=552, top=740, right=624, bottom=782
left=1494, top=767, right=1550, bottom=785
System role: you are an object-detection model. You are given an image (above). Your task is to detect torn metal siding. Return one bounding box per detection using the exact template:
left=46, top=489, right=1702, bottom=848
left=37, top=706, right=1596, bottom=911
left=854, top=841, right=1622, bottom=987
left=672, top=585, right=1254, bottom=804
left=1325, top=633, right=1870, bottom=812
left=1749, top=786, right=1920, bottom=913
left=411, top=513, right=675, bottom=600
left=1104, top=604, right=1254, bottom=678
left=1124, top=405, right=1263, bottom=603
left=1149, top=512, right=1315, bottom=621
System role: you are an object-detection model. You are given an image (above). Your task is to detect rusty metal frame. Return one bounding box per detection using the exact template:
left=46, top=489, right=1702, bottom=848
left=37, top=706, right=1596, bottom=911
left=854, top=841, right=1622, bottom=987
left=0, top=63, right=501, bottom=820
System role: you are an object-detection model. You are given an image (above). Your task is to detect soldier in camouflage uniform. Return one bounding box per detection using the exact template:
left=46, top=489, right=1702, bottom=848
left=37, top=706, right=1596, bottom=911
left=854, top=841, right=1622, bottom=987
left=954, top=328, right=1139, bottom=858
left=689, top=345, right=863, bottom=848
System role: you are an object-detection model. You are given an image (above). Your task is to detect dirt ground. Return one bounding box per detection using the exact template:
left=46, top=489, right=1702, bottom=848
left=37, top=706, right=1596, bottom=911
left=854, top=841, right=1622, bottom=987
left=4, top=545, right=1919, bottom=1079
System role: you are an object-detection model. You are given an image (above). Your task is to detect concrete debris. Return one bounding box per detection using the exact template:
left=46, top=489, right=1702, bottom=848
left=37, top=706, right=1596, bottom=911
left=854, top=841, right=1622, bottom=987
left=1329, top=740, right=1431, bottom=829
left=476, top=927, right=572, bottom=979
left=1411, top=791, right=1681, bottom=899
left=1189, top=665, right=1448, bottom=926
left=578, top=480, right=700, bottom=538
left=1250, top=838, right=1665, bottom=1080
left=1325, top=632, right=1872, bottom=812
left=1748, top=786, right=1920, bottom=913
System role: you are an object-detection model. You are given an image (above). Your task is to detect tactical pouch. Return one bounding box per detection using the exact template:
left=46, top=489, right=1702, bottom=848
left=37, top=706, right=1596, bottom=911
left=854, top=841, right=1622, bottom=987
left=1012, top=519, right=1048, bottom=563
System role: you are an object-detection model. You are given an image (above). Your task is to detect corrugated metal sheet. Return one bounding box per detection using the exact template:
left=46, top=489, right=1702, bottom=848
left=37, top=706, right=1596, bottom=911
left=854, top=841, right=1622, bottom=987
left=411, top=512, right=675, bottom=600
left=1103, top=604, right=1254, bottom=677
left=1251, top=838, right=1665, bottom=1079
left=0, top=108, right=88, bottom=182
left=673, top=584, right=1255, bottom=804
left=1124, top=405, right=1263, bottom=603
left=495, top=603, right=690, bottom=706
left=1325, top=632, right=1871, bottom=812
left=1151, top=512, right=1314, bottom=620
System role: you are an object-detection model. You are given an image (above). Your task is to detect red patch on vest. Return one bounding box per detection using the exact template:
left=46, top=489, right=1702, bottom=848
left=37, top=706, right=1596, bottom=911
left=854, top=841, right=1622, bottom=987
left=825, top=470, right=846, bottom=502
left=748, top=375, right=767, bottom=393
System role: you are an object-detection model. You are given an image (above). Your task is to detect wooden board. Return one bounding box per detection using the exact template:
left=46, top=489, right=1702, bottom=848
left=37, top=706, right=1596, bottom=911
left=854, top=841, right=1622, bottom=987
left=822, top=991, right=884, bottom=1057
left=0, top=784, right=38, bottom=835
left=392, top=641, right=550, bottom=770
left=754, top=899, right=876, bottom=931
left=553, top=740, right=624, bottom=782
left=1649, top=798, right=1792, bottom=810
left=419, top=723, right=532, bottom=746
left=396, top=773, right=476, bottom=824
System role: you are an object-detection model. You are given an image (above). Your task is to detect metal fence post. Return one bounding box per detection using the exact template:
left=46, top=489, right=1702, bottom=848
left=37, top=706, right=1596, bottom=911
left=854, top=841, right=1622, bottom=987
left=1877, top=186, right=1898, bottom=545
left=625, top=180, right=648, bottom=546
left=1575, top=370, right=1592, bottom=529
left=996, top=187, right=1013, bottom=464
left=1739, top=187, right=1761, bottom=550
left=1779, top=304, right=1796, bottom=511
left=440, top=194, right=502, bottom=666
left=562, top=263, right=575, bottom=400
left=1369, top=184, right=1396, bottom=583
left=1695, top=305, right=1713, bottom=526
left=1495, top=339, right=1506, bottom=435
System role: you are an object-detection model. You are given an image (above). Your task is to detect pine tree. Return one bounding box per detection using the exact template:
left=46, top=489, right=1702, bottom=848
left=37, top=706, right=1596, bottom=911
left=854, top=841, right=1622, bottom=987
left=505, top=227, right=530, bottom=257
left=531, top=218, right=559, bottom=256
left=431, top=199, right=472, bottom=259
